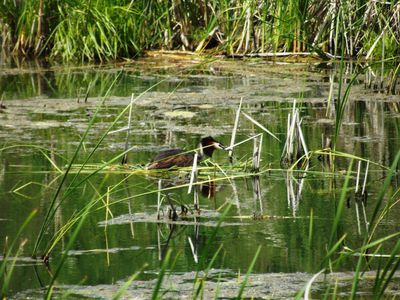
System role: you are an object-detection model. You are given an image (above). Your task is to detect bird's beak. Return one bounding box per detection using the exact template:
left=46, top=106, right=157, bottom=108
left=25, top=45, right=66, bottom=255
left=214, top=142, right=226, bottom=150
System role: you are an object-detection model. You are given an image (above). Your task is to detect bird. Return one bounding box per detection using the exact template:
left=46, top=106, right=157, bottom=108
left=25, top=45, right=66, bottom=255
left=147, top=136, right=225, bottom=169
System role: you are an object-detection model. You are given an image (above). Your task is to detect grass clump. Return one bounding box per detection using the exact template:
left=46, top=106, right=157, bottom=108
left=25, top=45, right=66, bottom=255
left=1, top=0, right=399, bottom=62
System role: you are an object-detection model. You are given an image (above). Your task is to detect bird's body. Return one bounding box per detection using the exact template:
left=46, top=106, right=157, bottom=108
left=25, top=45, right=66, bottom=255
left=147, top=136, right=225, bottom=170
left=148, top=149, right=194, bottom=169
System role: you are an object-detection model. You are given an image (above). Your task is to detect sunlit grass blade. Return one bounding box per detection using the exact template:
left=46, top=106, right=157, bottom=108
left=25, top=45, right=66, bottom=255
left=32, top=75, right=121, bottom=257
left=0, top=210, right=37, bottom=280
left=304, top=269, right=325, bottom=300
left=151, top=249, right=172, bottom=300
left=236, top=245, right=261, bottom=299
left=367, top=150, right=400, bottom=239
left=372, top=239, right=400, bottom=298
left=35, top=77, right=167, bottom=258
left=193, top=244, right=223, bottom=299
left=328, top=158, right=353, bottom=249
left=112, top=264, right=147, bottom=300
left=1, top=239, right=27, bottom=297
left=0, top=210, right=36, bottom=298
left=45, top=203, right=89, bottom=300
left=192, top=204, right=232, bottom=298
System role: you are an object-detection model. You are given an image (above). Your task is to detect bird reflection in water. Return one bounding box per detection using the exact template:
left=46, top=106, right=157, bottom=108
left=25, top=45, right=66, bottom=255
left=154, top=178, right=220, bottom=220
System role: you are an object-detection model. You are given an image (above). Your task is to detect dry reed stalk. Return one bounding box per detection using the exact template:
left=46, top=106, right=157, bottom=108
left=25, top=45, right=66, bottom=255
left=361, top=160, right=369, bottom=196
left=193, top=187, right=199, bottom=211
left=296, top=113, right=309, bottom=159
left=122, top=94, right=135, bottom=164
left=252, top=136, right=259, bottom=171
left=157, top=179, right=162, bottom=219
left=225, top=133, right=262, bottom=151
left=188, top=152, right=198, bottom=194
left=242, top=112, right=280, bottom=141
left=355, top=161, right=361, bottom=193
left=188, top=237, right=198, bottom=263
left=157, top=226, right=162, bottom=261
left=252, top=134, right=263, bottom=171
left=282, top=100, right=309, bottom=165
left=229, top=97, right=243, bottom=162
left=257, top=133, right=263, bottom=168
left=252, top=176, right=263, bottom=214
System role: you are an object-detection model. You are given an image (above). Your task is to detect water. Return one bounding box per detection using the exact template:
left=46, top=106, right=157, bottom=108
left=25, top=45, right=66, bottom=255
left=1, top=56, right=400, bottom=298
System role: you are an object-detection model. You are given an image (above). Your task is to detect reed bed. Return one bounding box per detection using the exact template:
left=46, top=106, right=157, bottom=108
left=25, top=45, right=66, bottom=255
left=1, top=0, right=399, bottom=62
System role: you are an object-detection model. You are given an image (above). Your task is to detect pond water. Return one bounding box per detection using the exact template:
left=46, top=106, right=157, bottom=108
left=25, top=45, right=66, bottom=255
left=1, top=55, right=400, bottom=299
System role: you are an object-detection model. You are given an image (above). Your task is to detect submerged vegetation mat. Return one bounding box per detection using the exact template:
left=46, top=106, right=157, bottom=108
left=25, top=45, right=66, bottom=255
left=11, top=271, right=400, bottom=299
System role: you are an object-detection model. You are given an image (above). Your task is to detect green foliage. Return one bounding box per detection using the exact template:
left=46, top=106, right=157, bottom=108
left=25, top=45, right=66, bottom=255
left=1, top=0, right=399, bottom=61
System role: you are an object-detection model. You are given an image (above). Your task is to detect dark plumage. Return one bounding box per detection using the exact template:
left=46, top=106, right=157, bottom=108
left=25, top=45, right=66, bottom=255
left=147, top=136, right=225, bottom=169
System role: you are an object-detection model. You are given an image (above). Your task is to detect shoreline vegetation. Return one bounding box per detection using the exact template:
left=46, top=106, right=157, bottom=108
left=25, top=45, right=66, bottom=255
left=0, top=0, right=399, bottom=62
left=1, top=2, right=400, bottom=299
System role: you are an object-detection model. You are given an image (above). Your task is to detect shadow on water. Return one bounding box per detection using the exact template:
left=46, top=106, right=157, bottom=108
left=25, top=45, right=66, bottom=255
left=1, top=56, right=400, bottom=298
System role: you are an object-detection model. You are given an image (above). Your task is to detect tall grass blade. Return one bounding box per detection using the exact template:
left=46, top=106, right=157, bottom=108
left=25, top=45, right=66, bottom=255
left=373, top=239, right=400, bottom=298
left=37, top=78, right=166, bottom=257
left=368, top=150, right=400, bottom=238
left=0, top=210, right=36, bottom=298
left=1, top=239, right=27, bottom=297
left=304, top=269, right=325, bottom=300
left=328, top=159, right=353, bottom=248
left=236, top=245, right=261, bottom=299
left=32, top=74, right=120, bottom=257
left=192, top=205, right=232, bottom=298
left=308, top=208, right=314, bottom=246
left=0, top=210, right=37, bottom=278
left=151, top=249, right=172, bottom=300
left=193, top=244, right=223, bottom=299
left=45, top=205, right=89, bottom=300
left=112, top=265, right=147, bottom=300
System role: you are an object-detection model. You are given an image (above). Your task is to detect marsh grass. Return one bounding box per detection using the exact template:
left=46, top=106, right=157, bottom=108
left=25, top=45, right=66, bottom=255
left=4, top=120, right=400, bottom=298
left=298, top=150, right=400, bottom=298
left=31, top=72, right=122, bottom=258
left=3, top=60, right=400, bottom=299
left=1, top=1, right=399, bottom=61
left=112, top=266, right=146, bottom=300
left=281, top=100, right=308, bottom=166
left=31, top=76, right=172, bottom=260
left=0, top=210, right=37, bottom=299
left=15, top=90, right=273, bottom=296
left=34, top=87, right=398, bottom=296
left=44, top=204, right=89, bottom=299
left=237, top=246, right=262, bottom=298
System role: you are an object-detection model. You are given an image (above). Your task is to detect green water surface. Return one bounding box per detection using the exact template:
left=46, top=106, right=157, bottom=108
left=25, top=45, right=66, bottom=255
left=1, top=57, right=400, bottom=298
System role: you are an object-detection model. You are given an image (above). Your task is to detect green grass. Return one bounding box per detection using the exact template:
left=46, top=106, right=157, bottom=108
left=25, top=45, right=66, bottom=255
left=1, top=0, right=399, bottom=62
left=0, top=210, right=37, bottom=298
